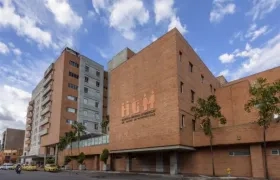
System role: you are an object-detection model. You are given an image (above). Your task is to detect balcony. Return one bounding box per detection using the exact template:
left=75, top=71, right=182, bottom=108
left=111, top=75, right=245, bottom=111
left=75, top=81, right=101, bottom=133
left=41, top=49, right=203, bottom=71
left=29, top=100, right=34, bottom=106
left=26, top=126, right=32, bottom=131
left=42, top=82, right=53, bottom=96
left=26, top=118, right=32, bottom=125
left=43, top=72, right=54, bottom=87
left=42, top=94, right=52, bottom=106
left=44, top=63, right=54, bottom=78
left=25, top=139, right=31, bottom=144
left=41, top=105, right=51, bottom=116
left=39, top=116, right=50, bottom=126
left=25, top=133, right=31, bottom=138
left=40, top=128, right=49, bottom=136
left=25, top=147, right=30, bottom=151
left=27, top=112, right=33, bottom=118
left=28, top=106, right=33, bottom=112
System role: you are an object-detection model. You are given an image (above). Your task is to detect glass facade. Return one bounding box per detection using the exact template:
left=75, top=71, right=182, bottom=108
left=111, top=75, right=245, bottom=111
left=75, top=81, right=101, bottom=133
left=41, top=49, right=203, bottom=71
left=66, top=135, right=109, bottom=149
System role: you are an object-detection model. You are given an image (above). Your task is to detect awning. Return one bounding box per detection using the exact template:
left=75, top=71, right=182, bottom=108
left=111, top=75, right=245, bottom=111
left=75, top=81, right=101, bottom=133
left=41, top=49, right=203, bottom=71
left=110, top=145, right=195, bottom=154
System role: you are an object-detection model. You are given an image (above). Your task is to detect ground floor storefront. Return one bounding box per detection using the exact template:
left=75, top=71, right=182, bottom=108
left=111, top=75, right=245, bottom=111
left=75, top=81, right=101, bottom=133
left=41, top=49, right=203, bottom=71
left=62, top=143, right=280, bottom=178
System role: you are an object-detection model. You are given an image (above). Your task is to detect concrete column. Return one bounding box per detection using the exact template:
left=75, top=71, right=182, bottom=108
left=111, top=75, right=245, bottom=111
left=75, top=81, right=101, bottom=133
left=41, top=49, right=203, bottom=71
left=43, top=147, right=47, bottom=166
left=170, top=151, right=178, bottom=175
left=54, top=144, right=58, bottom=165
left=250, top=145, right=265, bottom=178
left=126, top=154, right=131, bottom=172
left=156, top=153, right=164, bottom=173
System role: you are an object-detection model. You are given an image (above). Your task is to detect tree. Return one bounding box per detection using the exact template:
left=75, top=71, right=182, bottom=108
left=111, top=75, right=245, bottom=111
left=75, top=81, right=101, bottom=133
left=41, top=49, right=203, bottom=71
left=244, top=77, right=280, bottom=179
left=100, top=148, right=109, bottom=164
left=58, top=131, right=76, bottom=170
left=191, top=95, right=226, bottom=176
left=71, top=121, right=86, bottom=152
left=77, top=152, right=86, bottom=165
left=101, top=119, right=109, bottom=134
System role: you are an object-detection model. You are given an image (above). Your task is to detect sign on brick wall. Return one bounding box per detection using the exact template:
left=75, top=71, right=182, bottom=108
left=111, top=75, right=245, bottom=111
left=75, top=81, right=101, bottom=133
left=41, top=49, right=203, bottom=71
left=121, top=90, right=156, bottom=124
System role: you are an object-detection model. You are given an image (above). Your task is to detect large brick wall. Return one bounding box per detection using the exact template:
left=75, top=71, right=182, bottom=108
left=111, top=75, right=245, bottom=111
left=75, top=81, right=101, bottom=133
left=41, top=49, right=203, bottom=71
left=109, top=29, right=181, bottom=151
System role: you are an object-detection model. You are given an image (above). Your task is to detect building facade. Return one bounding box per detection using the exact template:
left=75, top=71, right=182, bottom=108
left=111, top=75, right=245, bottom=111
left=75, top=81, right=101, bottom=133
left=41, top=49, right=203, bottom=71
left=1, top=128, right=25, bottom=163
left=22, top=47, right=106, bottom=164
left=60, top=28, right=280, bottom=178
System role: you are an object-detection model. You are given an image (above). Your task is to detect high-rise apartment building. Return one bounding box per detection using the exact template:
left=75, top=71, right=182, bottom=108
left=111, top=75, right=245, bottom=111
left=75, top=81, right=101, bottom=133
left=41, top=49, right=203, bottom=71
left=22, top=47, right=107, bottom=164
left=59, top=28, right=280, bottom=179
left=22, top=79, right=44, bottom=164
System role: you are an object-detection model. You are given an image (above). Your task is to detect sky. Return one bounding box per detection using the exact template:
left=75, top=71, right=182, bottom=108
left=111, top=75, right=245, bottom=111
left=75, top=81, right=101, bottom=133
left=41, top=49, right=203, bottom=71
left=0, top=0, right=280, bottom=136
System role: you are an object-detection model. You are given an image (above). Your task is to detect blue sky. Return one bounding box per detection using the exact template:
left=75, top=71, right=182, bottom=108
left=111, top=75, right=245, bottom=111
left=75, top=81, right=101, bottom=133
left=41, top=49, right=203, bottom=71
left=0, top=0, right=280, bottom=133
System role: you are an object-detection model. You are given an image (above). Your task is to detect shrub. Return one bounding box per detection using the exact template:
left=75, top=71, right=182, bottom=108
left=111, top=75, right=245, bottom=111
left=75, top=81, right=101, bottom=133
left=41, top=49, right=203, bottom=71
left=100, top=148, right=109, bottom=164
left=77, top=152, right=85, bottom=165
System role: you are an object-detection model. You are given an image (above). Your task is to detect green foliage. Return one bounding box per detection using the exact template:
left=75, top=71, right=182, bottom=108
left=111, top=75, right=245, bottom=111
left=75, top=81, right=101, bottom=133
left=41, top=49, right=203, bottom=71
left=77, top=152, right=86, bottom=164
left=101, top=120, right=109, bottom=133
left=191, top=95, right=227, bottom=137
left=71, top=121, right=87, bottom=151
left=244, top=77, right=280, bottom=128
left=100, top=148, right=109, bottom=164
left=46, top=157, right=55, bottom=164
left=64, top=156, right=71, bottom=165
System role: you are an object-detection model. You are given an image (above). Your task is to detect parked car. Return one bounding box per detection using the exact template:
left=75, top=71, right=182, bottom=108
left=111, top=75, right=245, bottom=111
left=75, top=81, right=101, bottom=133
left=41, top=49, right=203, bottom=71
left=44, top=164, right=58, bottom=172
left=0, top=163, right=14, bottom=170
left=22, top=164, right=37, bottom=171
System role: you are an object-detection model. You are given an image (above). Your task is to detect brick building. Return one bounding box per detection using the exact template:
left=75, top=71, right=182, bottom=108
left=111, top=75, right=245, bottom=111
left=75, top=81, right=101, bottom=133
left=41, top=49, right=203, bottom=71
left=59, top=28, right=280, bottom=178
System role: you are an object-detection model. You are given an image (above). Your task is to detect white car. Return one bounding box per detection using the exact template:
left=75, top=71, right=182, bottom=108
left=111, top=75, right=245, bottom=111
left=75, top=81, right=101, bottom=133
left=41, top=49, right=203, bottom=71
left=0, top=163, right=14, bottom=170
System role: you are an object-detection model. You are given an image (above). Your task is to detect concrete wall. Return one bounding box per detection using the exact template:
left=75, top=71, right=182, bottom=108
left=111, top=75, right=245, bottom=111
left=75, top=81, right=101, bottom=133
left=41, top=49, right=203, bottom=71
left=4, top=128, right=25, bottom=150
left=78, top=55, right=104, bottom=134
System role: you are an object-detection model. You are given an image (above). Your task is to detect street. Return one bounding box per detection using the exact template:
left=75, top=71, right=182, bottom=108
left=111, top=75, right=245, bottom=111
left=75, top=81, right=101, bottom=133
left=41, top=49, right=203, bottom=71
left=0, top=170, right=187, bottom=180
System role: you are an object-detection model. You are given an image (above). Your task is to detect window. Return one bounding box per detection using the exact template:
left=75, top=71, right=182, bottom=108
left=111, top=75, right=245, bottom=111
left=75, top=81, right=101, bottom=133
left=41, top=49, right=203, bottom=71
left=69, top=71, right=79, bottom=79
left=84, top=87, right=88, bottom=93
left=229, top=150, right=250, bottom=156
left=95, top=102, right=99, bottom=108
left=179, top=51, right=182, bottom=61
left=96, top=81, right=100, bottom=87
left=214, top=88, right=216, bottom=94
left=84, top=98, right=88, bottom=104
left=210, top=84, right=213, bottom=93
left=272, top=149, right=280, bottom=155
left=201, top=75, right=204, bottom=83
left=85, top=76, right=89, bottom=83
left=83, top=111, right=87, bottom=116
left=67, top=108, right=76, bottom=113
left=66, top=119, right=74, bottom=125
left=191, top=90, right=195, bottom=103
left=192, top=119, right=196, bottom=131
left=85, top=66, right=89, bottom=72
left=180, top=82, right=184, bottom=93
left=181, top=115, right=185, bottom=128
left=67, top=95, right=77, bottom=101
left=189, top=62, right=193, bottom=72
left=94, top=123, right=98, bottom=130
left=69, top=61, right=79, bottom=68
left=96, top=71, right=100, bottom=77
left=68, top=83, right=78, bottom=90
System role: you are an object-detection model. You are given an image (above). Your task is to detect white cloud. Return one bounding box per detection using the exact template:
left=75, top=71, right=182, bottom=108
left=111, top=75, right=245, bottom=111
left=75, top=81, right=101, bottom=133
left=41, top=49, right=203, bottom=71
left=0, top=85, right=30, bottom=136
left=218, top=69, right=229, bottom=77
left=8, top=42, right=15, bottom=48
left=109, top=0, right=149, bottom=40
left=245, top=24, right=269, bottom=42
left=219, top=53, right=235, bottom=63
left=248, top=0, right=280, bottom=21
left=154, top=0, right=187, bottom=34
left=0, top=1, right=52, bottom=48
left=44, top=0, right=83, bottom=30
left=224, top=33, right=280, bottom=80
left=168, top=15, right=187, bottom=34
left=92, top=0, right=108, bottom=14
left=0, top=41, right=9, bottom=54
left=87, top=10, right=95, bottom=18
left=12, top=48, right=22, bottom=56
left=229, top=31, right=244, bottom=44
left=154, top=0, right=174, bottom=24
left=210, top=0, right=236, bottom=23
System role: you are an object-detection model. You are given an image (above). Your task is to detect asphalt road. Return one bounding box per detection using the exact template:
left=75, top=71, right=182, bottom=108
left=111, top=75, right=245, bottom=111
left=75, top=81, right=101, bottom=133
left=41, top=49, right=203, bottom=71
left=0, top=170, right=186, bottom=180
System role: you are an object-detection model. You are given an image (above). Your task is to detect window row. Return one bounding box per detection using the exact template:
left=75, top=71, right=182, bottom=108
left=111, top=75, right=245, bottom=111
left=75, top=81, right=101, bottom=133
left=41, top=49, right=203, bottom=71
left=83, top=121, right=99, bottom=130
left=84, top=76, right=100, bottom=87
left=69, top=71, right=79, bottom=79
left=69, top=60, right=79, bottom=68
left=181, top=115, right=195, bottom=131
left=179, top=51, right=216, bottom=93
left=67, top=95, right=77, bottom=101
left=83, top=98, right=99, bottom=108
left=68, top=83, right=78, bottom=90
left=85, top=65, right=100, bottom=77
